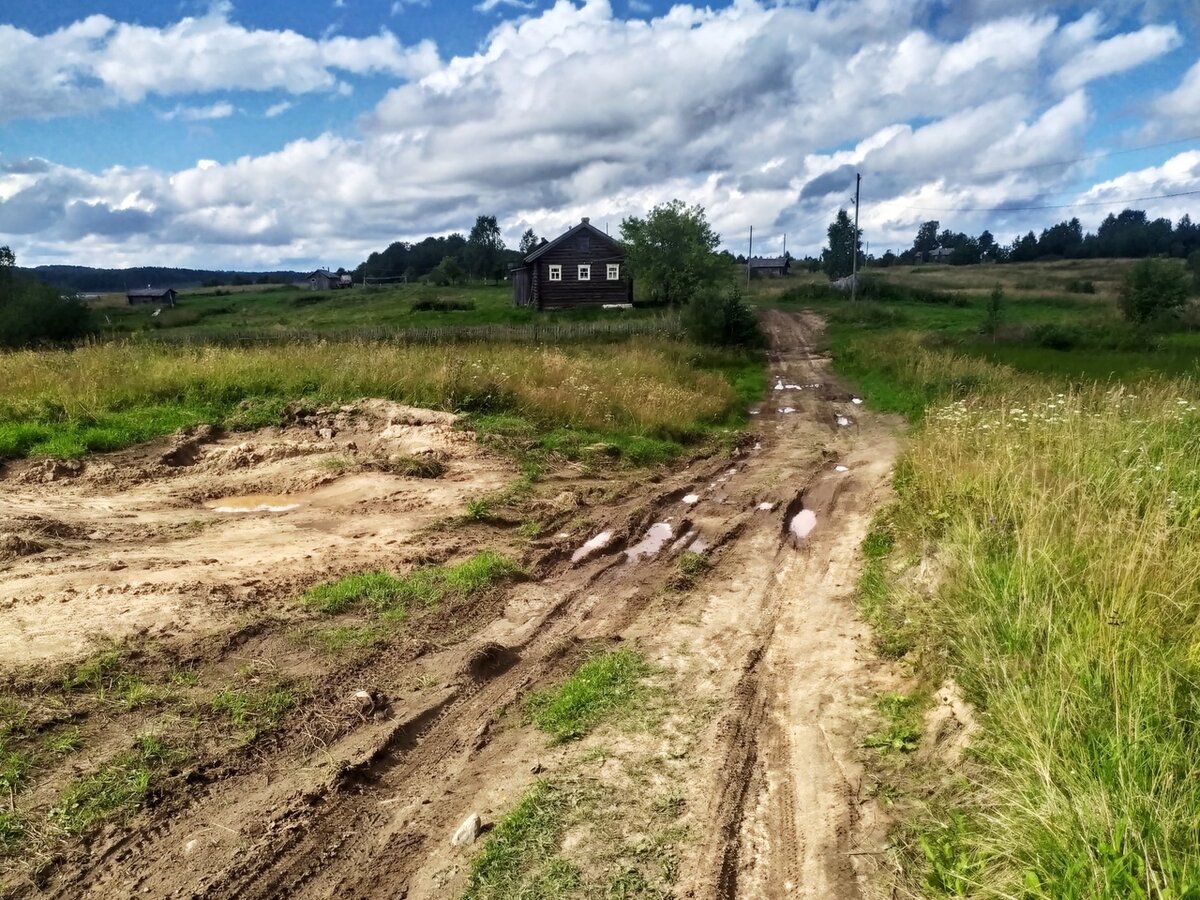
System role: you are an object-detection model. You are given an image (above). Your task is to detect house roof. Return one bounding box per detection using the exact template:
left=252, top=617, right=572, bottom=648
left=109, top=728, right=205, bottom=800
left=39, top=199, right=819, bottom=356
left=748, top=257, right=788, bottom=268
left=308, top=269, right=335, bottom=278
left=126, top=288, right=176, bottom=297
left=521, top=218, right=623, bottom=264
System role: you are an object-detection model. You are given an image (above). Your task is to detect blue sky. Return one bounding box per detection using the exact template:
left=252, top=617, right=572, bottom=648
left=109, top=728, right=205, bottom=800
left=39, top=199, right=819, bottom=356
left=0, top=0, right=1198, bottom=269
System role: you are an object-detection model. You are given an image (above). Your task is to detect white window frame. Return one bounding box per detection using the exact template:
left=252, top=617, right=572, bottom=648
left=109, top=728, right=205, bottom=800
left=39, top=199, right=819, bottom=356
left=578, top=264, right=591, bottom=281
left=607, top=264, right=620, bottom=281
left=548, top=264, right=562, bottom=282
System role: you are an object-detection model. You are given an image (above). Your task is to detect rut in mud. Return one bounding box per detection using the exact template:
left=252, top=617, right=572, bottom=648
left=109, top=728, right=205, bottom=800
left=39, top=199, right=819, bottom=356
left=2, top=311, right=902, bottom=900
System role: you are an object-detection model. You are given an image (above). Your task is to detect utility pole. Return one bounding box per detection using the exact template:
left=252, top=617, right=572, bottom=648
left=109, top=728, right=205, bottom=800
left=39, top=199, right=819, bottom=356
left=747, top=226, right=753, bottom=290
left=851, top=172, right=861, bottom=303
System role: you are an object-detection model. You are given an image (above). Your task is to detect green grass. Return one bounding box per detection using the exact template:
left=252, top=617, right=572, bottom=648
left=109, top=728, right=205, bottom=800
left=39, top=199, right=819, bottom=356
left=525, top=649, right=650, bottom=744
left=210, top=685, right=296, bottom=743
left=61, top=649, right=164, bottom=708
left=0, top=742, right=33, bottom=795
left=308, top=624, right=385, bottom=653
left=302, top=551, right=523, bottom=617
left=49, top=736, right=182, bottom=835
left=463, top=781, right=579, bottom=900
left=0, top=812, right=23, bottom=856
left=43, top=727, right=84, bottom=755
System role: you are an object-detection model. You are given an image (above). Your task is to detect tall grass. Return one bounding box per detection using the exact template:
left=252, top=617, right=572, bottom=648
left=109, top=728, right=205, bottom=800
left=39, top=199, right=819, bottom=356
left=0, top=338, right=742, bottom=458
left=869, top=349, right=1200, bottom=896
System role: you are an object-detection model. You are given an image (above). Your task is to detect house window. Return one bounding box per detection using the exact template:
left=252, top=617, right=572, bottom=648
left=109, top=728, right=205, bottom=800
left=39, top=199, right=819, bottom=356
left=578, top=264, right=591, bottom=281
left=607, top=264, right=620, bottom=280
left=548, top=264, right=562, bottom=281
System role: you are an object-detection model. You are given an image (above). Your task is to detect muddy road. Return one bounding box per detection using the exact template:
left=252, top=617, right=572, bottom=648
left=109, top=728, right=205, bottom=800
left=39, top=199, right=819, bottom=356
left=1, top=311, right=902, bottom=899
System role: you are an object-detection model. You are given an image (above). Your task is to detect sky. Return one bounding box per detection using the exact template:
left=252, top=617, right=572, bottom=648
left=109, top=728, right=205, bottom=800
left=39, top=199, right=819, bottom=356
left=1, top=0, right=1199, bottom=270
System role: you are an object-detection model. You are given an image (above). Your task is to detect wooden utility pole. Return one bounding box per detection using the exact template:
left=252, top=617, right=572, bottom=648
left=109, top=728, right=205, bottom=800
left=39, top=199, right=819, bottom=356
left=747, top=225, right=753, bottom=290
left=851, top=172, right=861, bottom=303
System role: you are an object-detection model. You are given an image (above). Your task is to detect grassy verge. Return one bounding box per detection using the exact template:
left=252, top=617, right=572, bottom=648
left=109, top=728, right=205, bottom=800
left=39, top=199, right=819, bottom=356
left=525, top=649, right=650, bottom=743
left=0, top=337, right=757, bottom=461
left=817, top=297, right=1200, bottom=896
left=303, top=551, right=522, bottom=617
left=49, top=736, right=183, bottom=835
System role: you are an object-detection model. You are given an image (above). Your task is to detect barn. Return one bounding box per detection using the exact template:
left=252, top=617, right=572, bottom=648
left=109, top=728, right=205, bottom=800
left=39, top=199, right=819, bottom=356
left=308, top=269, right=353, bottom=290
left=126, top=288, right=177, bottom=306
left=747, top=256, right=790, bottom=278
left=511, top=218, right=632, bottom=310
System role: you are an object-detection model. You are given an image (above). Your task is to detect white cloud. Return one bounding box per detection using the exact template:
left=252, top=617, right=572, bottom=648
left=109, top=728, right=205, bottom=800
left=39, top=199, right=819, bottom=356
left=475, top=0, right=536, bottom=11
left=1054, top=23, right=1181, bottom=91
left=0, top=0, right=1194, bottom=267
left=161, top=101, right=236, bottom=122
left=0, top=7, right=439, bottom=123
left=265, top=101, right=294, bottom=118
left=1153, top=59, right=1200, bottom=134
left=392, top=0, right=430, bottom=10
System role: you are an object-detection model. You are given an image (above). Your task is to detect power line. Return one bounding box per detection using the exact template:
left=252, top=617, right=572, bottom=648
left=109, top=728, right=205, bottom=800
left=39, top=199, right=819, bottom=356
left=896, top=188, right=1200, bottom=214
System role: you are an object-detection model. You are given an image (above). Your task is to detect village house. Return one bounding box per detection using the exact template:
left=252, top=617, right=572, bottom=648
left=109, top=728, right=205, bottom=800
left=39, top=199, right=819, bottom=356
left=747, top=256, right=790, bottom=278
left=307, top=269, right=353, bottom=290
left=511, top=218, right=632, bottom=310
left=126, top=287, right=177, bottom=306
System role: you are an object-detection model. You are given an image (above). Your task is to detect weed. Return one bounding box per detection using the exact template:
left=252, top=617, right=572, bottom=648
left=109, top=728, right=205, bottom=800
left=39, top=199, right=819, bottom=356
left=302, top=551, right=522, bottom=617
left=517, top=521, right=544, bottom=540
left=526, top=649, right=651, bottom=743
left=63, top=647, right=122, bottom=693
left=863, top=724, right=920, bottom=753
left=320, top=454, right=355, bottom=473
left=0, top=743, right=33, bottom=794
left=43, top=726, right=83, bottom=755
left=0, top=812, right=23, bottom=856
left=309, top=625, right=384, bottom=654
left=210, top=685, right=295, bottom=743
left=464, top=781, right=578, bottom=900
left=386, top=454, right=445, bottom=478
left=463, top=498, right=494, bottom=521
left=0, top=698, right=28, bottom=738
left=49, top=736, right=183, bottom=835
left=676, top=550, right=709, bottom=579
left=168, top=668, right=200, bottom=687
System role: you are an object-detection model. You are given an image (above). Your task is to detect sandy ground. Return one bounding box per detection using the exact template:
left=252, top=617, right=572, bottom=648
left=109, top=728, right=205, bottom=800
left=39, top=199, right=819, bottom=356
left=1, top=311, right=903, bottom=900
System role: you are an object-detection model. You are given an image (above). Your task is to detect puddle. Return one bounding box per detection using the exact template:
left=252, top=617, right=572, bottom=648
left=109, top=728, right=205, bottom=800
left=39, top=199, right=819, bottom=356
left=779, top=407, right=796, bottom=414
left=789, top=509, right=818, bottom=542
left=625, top=522, right=673, bottom=563
left=836, top=415, right=852, bottom=427
left=785, top=383, right=802, bottom=390
left=756, top=501, right=775, bottom=511
left=834, top=465, right=849, bottom=473
left=670, top=529, right=698, bottom=553
left=753, top=442, right=762, bottom=451
left=681, top=493, right=700, bottom=505
left=571, top=530, right=614, bottom=564
left=205, top=494, right=307, bottom=514
left=749, top=409, right=761, bottom=416
left=689, top=534, right=710, bottom=553
left=773, top=379, right=785, bottom=391
left=851, top=397, right=863, bottom=405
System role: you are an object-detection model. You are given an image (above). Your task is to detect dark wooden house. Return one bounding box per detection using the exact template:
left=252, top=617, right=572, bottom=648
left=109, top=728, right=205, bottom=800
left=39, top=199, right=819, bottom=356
left=747, top=256, right=790, bottom=278
left=307, top=269, right=352, bottom=290
left=126, top=288, right=177, bottom=306
left=511, top=218, right=632, bottom=310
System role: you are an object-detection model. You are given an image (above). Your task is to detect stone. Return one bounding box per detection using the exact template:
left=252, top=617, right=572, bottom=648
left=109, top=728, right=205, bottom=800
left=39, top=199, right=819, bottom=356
left=451, top=812, right=482, bottom=848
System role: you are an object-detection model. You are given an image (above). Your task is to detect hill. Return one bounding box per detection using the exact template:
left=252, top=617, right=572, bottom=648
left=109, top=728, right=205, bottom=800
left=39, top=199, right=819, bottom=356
left=19, top=265, right=308, bottom=293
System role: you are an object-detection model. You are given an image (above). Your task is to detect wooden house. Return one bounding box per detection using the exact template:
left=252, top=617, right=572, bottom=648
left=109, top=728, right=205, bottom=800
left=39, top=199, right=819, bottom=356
left=307, top=269, right=353, bottom=290
left=747, top=256, right=790, bottom=278
left=511, top=218, right=632, bottom=310
left=126, top=288, right=177, bottom=306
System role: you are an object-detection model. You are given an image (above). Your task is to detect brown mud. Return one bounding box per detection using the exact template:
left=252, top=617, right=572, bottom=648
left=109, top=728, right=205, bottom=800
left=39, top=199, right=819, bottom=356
left=1, top=311, right=902, bottom=899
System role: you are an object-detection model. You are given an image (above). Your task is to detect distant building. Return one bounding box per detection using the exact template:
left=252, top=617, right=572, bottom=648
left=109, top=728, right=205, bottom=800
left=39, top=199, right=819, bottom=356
left=126, top=288, right=177, bottom=306
left=510, top=218, right=632, bottom=310
left=926, top=247, right=954, bottom=263
left=747, top=256, right=790, bottom=278
left=307, top=269, right=353, bottom=290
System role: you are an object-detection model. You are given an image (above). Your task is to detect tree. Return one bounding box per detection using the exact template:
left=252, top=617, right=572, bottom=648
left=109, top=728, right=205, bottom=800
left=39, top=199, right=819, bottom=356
left=620, top=200, right=723, bottom=306
left=518, top=228, right=540, bottom=256
left=0, top=246, right=92, bottom=347
left=1119, top=258, right=1191, bottom=324
left=683, top=285, right=761, bottom=347
left=821, top=209, right=861, bottom=280
left=1189, top=250, right=1200, bottom=293
left=912, top=220, right=940, bottom=258
left=465, top=215, right=506, bottom=281
left=977, top=230, right=997, bottom=261
left=982, top=284, right=1004, bottom=340
left=429, top=255, right=464, bottom=286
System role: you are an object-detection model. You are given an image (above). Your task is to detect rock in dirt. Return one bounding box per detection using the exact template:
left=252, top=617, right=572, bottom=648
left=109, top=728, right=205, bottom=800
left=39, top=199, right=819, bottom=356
left=0, top=533, right=44, bottom=561
left=21, top=459, right=84, bottom=484
left=451, top=812, right=482, bottom=848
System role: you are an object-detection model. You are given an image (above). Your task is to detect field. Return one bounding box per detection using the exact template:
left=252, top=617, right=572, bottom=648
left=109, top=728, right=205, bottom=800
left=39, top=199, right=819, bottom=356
left=1, top=259, right=1198, bottom=899
left=91, top=282, right=659, bottom=338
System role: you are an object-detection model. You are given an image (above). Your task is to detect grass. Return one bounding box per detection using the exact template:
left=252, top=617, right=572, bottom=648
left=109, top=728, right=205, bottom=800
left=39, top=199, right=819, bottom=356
left=49, top=736, right=183, bottom=835
left=62, top=648, right=164, bottom=708
left=43, top=727, right=84, bottom=755
left=0, top=812, right=22, bottom=856
left=308, top=624, right=385, bottom=654
left=302, top=551, right=522, bottom=617
left=463, top=781, right=578, bottom=900
left=0, top=337, right=749, bottom=461
left=210, top=684, right=296, bottom=743
left=525, top=649, right=650, bottom=743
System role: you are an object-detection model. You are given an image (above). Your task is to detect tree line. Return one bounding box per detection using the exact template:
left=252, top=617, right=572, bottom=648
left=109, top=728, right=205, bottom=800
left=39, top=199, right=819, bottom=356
left=356, top=215, right=537, bottom=285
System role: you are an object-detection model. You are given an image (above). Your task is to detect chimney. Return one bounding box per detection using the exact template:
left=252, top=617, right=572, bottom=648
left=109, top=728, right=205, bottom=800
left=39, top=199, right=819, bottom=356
left=581, top=217, right=590, bottom=225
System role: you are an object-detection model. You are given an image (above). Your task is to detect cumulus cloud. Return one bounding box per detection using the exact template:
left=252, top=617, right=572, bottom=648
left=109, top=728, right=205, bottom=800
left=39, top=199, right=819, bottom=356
left=161, top=101, right=236, bottom=122
left=0, top=0, right=1191, bottom=267
left=1054, top=23, right=1180, bottom=91
left=1153, top=59, right=1200, bottom=135
left=475, top=0, right=537, bottom=11
left=0, top=7, right=438, bottom=123
left=265, top=101, right=295, bottom=118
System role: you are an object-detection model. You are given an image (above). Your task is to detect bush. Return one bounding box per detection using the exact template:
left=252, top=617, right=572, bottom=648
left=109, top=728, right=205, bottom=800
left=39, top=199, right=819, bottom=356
left=1188, top=250, right=1200, bottom=293
left=410, top=298, right=476, bottom=312
left=0, top=250, right=92, bottom=347
left=683, top=286, right=762, bottom=347
left=1119, top=258, right=1191, bottom=324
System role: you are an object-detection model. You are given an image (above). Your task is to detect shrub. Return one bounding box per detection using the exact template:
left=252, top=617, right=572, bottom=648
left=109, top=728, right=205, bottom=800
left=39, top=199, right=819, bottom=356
left=683, top=286, right=762, bottom=347
left=1118, top=258, right=1191, bottom=323
left=0, top=247, right=92, bottom=347
left=410, top=298, right=476, bottom=312
left=1188, top=250, right=1200, bottom=293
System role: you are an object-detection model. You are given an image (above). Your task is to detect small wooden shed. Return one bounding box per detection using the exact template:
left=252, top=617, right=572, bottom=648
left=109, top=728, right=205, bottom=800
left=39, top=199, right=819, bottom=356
left=511, top=218, right=632, bottom=310
left=126, top=288, right=177, bottom=306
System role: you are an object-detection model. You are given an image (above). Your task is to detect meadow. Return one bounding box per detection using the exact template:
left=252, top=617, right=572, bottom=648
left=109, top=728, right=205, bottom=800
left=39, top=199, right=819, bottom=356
left=760, top=263, right=1200, bottom=898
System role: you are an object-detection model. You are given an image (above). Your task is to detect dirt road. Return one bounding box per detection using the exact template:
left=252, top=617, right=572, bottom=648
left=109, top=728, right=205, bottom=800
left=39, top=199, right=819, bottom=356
left=3, top=311, right=901, bottom=899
